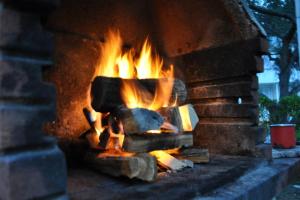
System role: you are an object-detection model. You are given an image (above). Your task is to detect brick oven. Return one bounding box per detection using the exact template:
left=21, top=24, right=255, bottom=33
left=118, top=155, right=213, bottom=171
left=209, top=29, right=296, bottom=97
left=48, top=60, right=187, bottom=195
left=1, top=0, right=284, bottom=199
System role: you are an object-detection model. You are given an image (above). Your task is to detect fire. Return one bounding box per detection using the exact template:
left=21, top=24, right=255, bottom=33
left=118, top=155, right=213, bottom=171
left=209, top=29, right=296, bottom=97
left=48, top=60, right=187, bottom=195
left=94, top=30, right=175, bottom=111
left=87, top=30, right=181, bottom=148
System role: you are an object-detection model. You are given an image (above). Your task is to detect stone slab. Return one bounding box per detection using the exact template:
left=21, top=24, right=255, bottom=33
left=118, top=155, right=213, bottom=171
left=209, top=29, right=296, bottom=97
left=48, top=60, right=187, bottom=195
left=272, top=146, right=300, bottom=159
left=67, top=155, right=260, bottom=200
left=175, top=38, right=264, bottom=84
left=67, top=155, right=300, bottom=200
left=0, top=144, right=67, bottom=200
left=188, top=82, right=253, bottom=100
left=199, top=158, right=300, bottom=200
left=194, top=103, right=258, bottom=118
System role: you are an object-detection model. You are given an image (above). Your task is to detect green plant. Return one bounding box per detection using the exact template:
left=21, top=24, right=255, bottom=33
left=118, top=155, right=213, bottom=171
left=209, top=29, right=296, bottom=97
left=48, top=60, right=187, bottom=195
left=259, top=94, right=300, bottom=140
left=297, top=129, right=300, bottom=140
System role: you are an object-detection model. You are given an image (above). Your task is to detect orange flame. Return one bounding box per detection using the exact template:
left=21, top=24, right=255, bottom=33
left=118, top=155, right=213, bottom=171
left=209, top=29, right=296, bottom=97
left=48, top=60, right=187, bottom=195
left=89, top=30, right=178, bottom=144
left=94, top=30, right=175, bottom=111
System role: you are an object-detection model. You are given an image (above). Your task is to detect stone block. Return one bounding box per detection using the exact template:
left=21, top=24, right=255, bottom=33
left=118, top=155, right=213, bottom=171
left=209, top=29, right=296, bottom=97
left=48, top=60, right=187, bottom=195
left=194, top=123, right=258, bottom=154
left=188, top=82, right=253, bottom=100
left=0, top=104, right=54, bottom=150
left=0, top=145, right=67, bottom=200
left=254, top=144, right=272, bottom=160
left=0, top=60, right=55, bottom=101
left=175, top=38, right=265, bottom=83
left=194, top=103, right=258, bottom=119
left=0, top=7, right=53, bottom=54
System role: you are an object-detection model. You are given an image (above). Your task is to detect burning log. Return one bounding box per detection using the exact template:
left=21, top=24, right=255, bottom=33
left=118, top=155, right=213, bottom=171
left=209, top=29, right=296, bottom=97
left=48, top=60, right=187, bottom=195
left=91, top=76, right=187, bottom=112
left=114, top=107, right=164, bottom=134
left=84, top=152, right=157, bottom=182
left=122, top=133, right=193, bottom=153
left=150, top=150, right=191, bottom=171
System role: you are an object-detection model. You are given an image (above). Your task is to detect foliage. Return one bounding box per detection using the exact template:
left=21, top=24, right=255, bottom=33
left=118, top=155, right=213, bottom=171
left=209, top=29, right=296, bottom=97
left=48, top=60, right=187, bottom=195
left=248, top=0, right=295, bottom=38
left=259, top=94, right=300, bottom=137
left=248, top=0, right=299, bottom=97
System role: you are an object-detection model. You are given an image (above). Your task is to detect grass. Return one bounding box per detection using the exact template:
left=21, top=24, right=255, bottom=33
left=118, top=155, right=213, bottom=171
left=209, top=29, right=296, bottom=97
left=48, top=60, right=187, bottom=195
left=297, top=129, right=300, bottom=141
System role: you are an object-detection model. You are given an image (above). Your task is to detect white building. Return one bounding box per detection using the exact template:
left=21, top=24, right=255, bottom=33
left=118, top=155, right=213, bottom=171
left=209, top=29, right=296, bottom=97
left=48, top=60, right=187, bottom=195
left=258, top=56, right=300, bottom=101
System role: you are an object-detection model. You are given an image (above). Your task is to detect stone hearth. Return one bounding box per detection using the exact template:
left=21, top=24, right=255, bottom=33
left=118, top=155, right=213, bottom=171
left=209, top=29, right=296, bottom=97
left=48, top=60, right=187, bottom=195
left=68, top=156, right=300, bottom=200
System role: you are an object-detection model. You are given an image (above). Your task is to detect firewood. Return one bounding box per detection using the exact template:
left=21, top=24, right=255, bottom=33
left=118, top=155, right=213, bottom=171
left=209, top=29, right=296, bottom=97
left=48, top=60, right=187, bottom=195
left=175, top=148, right=209, bottom=163
left=178, top=104, right=199, bottom=131
left=115, top=107, right=164, bottom=134
left=158, top=107, right=182, bottom=132
left=158, top=104, right=199, bottom=132
left=84, top=152, right=157, bottom=182
left=150, top=150, right=189, bottom=171
left=91, top=76, right=187, bottom=112
left=122, top=132, right=193, bottom=153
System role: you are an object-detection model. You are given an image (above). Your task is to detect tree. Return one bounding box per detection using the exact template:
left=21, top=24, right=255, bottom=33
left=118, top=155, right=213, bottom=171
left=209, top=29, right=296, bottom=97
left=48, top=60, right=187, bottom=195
left=247, top=0, right=299, bottom=98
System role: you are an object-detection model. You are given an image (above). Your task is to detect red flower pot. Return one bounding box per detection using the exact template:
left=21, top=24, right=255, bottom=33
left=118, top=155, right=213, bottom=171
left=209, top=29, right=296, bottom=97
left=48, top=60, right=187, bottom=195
left=270, top=124, right=296, bottom=149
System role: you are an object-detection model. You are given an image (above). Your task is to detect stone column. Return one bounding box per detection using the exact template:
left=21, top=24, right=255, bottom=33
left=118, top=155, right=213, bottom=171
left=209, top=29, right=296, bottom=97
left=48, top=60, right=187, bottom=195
left=0, top=1, right=68, bottom=199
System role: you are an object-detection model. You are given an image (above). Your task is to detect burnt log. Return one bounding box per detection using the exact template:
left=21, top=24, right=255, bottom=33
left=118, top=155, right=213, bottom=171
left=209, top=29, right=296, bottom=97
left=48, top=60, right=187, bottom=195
left=91, top=76, right=187, bottom=112
left=123, top=132, right=193, bottom=153
left=115, top=107, right=164, bottom=134
left=84, top=152, right=157, bottom=182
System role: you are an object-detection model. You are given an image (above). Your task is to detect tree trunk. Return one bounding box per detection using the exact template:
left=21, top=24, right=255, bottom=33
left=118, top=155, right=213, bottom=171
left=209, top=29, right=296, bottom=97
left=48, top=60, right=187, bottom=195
left=279, top=40, right=292, bottom=99
left=279, top=69, right=291, bottom=98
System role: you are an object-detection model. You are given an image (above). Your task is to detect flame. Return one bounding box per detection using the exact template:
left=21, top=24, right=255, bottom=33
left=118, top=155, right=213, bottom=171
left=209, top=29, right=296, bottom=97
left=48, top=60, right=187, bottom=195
left=95, top=30, right=122, bottom=78
left=89, top=30, right=177, bottom=144
left=94, top=30, right=175, bottom=111
left=117, top=51, right=135, bottom=79
left=135, top=39, right=163, bottom=79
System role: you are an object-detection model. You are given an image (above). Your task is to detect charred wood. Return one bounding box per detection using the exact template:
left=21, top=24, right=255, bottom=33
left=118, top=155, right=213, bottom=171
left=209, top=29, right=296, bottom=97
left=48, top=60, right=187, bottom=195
left=91, top=76, right=187, bottom=112
left=114, top=107, right=164, bottom=134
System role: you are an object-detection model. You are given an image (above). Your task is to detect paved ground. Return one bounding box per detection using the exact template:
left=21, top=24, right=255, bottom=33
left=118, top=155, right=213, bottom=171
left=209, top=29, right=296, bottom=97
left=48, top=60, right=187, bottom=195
left=276, top=181, right=300, bottom=200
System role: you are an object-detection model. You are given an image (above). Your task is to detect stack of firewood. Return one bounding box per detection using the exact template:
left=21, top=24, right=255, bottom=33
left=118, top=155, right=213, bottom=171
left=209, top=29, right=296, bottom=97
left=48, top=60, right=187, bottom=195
left=82, top=76, right=209, bottom=181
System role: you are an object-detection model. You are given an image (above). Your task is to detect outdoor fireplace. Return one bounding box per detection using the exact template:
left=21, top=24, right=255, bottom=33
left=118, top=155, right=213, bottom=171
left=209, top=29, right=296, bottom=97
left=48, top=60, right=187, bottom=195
left=0, top=0, right=273, bottom=199
left=44, top=0, right=267, bottom=158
